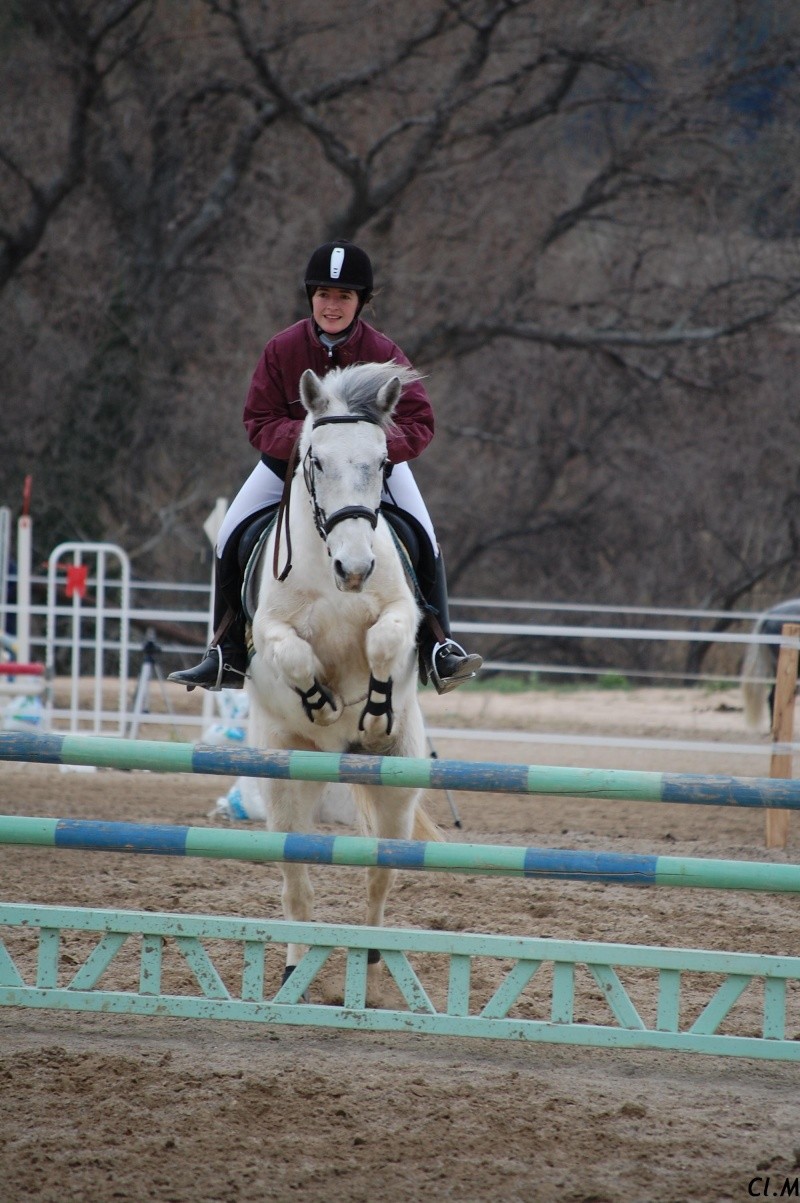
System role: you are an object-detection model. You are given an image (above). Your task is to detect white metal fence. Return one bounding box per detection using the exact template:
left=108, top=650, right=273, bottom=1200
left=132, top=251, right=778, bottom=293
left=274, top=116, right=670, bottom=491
left=1, top=554, right=797, bottom=758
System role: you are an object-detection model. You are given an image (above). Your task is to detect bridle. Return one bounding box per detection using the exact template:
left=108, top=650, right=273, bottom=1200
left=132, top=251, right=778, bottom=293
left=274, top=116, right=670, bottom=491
left=273, top=414, right=385, bottom=581
left=304, top=414, right=383, bottom=541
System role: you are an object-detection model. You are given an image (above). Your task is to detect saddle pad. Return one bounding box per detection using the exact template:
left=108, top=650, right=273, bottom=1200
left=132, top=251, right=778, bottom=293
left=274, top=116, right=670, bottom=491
left=241, top=515, right=277, bottom=625
left=381, top=504, right=437, bottom=598
left=239, top=504, right=432, bottom=624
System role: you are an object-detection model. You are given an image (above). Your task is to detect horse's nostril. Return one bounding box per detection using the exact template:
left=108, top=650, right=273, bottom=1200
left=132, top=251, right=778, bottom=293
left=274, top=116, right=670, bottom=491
left=333, top=557, right=374, bottom=590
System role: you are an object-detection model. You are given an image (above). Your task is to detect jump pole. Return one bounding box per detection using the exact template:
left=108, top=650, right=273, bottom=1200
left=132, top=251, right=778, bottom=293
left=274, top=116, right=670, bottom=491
left=1, top=814, right=799, bottom=892
left=5, top=737, right=800, bottom=1060
left=3, top=730, right=800, bottom=810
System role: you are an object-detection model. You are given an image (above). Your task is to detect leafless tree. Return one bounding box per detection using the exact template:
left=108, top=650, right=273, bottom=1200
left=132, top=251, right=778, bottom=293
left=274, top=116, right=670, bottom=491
left=2, top=0, right=800, bottom=675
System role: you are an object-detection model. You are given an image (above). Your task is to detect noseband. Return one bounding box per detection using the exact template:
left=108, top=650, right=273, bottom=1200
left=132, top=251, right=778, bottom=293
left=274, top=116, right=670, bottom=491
left=303, top=414, right=383, bottom=541
left=273, top=414, right=385, bottom=581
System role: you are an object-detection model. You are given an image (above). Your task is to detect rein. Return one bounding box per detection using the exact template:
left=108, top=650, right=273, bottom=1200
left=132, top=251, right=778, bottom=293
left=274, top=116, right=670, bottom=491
left=272, top=436, right=303, bottom=582
left=273, top=413, right=384, bottom=581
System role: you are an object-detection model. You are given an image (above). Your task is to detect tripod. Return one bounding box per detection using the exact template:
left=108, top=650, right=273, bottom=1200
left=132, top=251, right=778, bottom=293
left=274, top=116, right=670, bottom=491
left=427, top=733, right=462, bottom=828
left=128, top=628, right=177, bottom=739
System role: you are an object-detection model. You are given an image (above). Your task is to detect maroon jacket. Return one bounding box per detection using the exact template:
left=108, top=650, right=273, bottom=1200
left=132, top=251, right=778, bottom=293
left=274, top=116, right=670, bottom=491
left=243, top=318, right=434, bottom=470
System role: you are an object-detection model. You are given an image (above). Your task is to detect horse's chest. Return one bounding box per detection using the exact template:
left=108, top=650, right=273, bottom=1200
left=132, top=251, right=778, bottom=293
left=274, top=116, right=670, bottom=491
left=296, top=595, right=377, bottom=666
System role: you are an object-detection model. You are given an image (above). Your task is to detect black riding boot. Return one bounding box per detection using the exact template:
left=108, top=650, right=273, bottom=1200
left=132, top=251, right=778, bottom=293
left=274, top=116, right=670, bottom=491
left=419, top=551, right=482, bottom=694
left=168, top=556, right=248, bottom=692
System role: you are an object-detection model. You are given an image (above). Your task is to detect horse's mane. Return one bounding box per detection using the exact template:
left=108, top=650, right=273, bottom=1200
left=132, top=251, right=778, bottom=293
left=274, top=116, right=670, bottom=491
left=315, top=361, right=423, bottom=428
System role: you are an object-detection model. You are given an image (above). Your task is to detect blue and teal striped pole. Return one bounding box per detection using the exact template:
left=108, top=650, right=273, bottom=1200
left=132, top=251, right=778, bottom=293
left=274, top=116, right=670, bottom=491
left=1, top=730, right=800, bottom=808
left=1, top=814, right=799, bottom=892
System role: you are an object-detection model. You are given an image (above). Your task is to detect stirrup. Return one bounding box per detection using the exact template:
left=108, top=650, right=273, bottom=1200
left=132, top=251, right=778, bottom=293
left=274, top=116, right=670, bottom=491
left=168, top=646, right=247, bottom=693
left=429, top=640, right=482, bottom=695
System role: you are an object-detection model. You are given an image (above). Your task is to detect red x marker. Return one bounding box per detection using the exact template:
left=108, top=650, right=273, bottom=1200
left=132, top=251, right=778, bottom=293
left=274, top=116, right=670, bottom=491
left=65, top=564, right=89, bottom=599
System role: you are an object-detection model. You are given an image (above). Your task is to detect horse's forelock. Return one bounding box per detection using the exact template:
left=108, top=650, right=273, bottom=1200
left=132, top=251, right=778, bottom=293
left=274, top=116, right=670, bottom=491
left=322, top=362, right=421, bottom=428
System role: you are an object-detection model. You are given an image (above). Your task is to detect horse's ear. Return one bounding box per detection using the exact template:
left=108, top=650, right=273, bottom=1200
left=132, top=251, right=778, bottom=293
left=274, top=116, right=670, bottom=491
left=375, top=376, right=402, bottom=419
left=299, top=368, right=326, bottom=416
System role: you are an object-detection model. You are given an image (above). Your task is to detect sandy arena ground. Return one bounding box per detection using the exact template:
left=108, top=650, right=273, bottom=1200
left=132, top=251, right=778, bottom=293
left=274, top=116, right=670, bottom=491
left=1, top=685, right=799, bottom=1203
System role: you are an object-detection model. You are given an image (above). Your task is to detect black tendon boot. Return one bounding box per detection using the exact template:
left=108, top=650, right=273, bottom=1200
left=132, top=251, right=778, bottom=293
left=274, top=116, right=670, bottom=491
left=168, top=557, right=248, bottom=692
left=420, top=551, right=482, bottom=694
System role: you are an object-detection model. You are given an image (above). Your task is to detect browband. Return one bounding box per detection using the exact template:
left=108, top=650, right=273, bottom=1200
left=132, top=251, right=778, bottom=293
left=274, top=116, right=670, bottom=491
left=312, top=414, right=382, bottom=429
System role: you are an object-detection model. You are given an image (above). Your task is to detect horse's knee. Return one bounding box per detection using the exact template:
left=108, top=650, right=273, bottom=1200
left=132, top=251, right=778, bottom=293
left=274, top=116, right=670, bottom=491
left=270, top=634, right=317, bottom=692
left=366, top=612, right=415, bottom=678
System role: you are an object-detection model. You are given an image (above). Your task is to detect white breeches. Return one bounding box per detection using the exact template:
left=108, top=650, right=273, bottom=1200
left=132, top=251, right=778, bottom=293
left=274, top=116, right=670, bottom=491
left=216, top=459, right=438, bottom=558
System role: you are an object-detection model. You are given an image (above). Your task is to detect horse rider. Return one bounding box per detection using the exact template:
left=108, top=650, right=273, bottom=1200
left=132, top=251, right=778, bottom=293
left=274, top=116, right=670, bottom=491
left=169, top=240, right=483, bottom=695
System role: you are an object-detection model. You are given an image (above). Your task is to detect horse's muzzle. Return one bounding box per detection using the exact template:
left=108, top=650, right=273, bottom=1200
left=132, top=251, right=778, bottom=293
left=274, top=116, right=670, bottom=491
left=334, top=557, right=375, bottom=591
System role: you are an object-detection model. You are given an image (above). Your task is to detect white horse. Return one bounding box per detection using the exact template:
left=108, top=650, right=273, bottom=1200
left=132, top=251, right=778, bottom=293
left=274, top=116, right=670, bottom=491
left=246, top=361, right=441, bottom=997
left=741, top=598, right=800, bottom=729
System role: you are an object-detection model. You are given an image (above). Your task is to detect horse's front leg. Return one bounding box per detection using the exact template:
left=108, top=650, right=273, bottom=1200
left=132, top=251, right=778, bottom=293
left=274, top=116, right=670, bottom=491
left=358, top=604, right=417, bottom=738
left=255, top=616, right=343, bottom=726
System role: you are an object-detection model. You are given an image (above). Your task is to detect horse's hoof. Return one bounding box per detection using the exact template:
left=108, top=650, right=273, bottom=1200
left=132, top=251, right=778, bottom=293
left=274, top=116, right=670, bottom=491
left=366, top=958, right=387, bottom=1008
left=356, top=714, right=393, bottom=745
left=279, top=964, right=310, bottom=1003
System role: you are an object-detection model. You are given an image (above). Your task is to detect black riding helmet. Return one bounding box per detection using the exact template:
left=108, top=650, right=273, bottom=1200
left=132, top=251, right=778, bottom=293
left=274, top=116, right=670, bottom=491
left=304, top=241, right=374, bottom=314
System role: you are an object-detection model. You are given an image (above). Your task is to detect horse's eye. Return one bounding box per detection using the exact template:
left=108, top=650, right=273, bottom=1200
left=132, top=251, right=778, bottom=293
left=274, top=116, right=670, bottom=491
left=312, top=456, right=323, bottom=472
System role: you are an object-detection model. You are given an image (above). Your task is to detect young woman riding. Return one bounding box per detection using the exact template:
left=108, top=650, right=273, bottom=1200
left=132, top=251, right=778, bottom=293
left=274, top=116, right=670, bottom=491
left=169, top=240, right=482, bottom=695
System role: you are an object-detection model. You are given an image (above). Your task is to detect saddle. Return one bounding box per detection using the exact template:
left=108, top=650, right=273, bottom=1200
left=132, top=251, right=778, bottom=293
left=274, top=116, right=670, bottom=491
left=235, top=501, right=436, bottom=626
left=379, top=502, right=437, bottom=601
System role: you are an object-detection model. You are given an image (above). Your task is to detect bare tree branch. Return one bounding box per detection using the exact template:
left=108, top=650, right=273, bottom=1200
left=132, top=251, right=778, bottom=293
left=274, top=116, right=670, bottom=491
left=0, top=0, right=154, bottom=288
left=408, top=284, right=800, bottom=363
